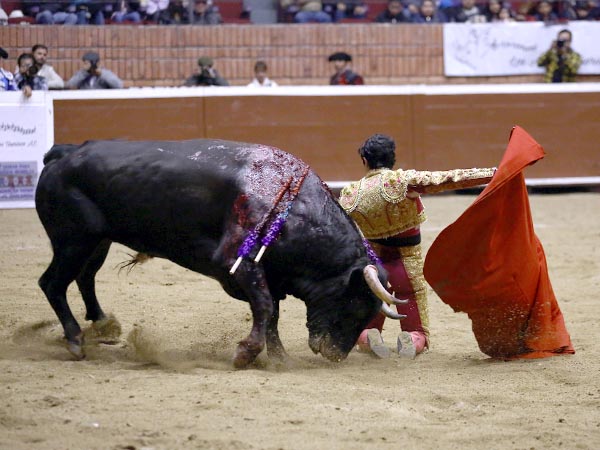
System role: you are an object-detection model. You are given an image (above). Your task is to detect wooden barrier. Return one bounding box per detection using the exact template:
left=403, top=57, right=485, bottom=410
left=52, top=85, right=600, bottom=183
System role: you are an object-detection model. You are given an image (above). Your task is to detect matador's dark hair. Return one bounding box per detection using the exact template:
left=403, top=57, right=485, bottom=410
left=358, top=133, right=396, bottom=169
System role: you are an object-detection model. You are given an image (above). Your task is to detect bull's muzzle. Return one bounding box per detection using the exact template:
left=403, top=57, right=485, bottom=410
left=363, top=265, right=408, bottom=320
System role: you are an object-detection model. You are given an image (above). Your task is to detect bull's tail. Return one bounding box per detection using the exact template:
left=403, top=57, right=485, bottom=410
left=43, top=144, right=81, bottom=165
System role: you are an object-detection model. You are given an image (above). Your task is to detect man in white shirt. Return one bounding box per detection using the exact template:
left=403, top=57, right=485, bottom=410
left=32, top=44, right=64, bottom=90
left=247, top=61, right=278, bottom=87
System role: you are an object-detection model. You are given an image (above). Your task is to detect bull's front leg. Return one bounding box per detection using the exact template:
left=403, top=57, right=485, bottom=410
left=232, top=266, right=273, bottom=369
left=266, top=299, right=288, bottom=362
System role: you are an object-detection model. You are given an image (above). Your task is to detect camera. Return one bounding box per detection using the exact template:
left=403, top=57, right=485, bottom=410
left=88, top=61, right=98, bottom=74
left=556, top=39, right=566, bottom=49
left=26, top=64, right=39, bottom=78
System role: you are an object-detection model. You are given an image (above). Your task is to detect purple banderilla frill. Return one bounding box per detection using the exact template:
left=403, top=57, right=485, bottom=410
left=362, top=238, right=382, bottom=266
left=229, top=167, right=310, bottom=274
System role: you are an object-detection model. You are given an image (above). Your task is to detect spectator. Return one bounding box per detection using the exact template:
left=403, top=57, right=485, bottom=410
left=0, top=7, right=8, bottom=25
left=531, top=0, right=558, bottom=22
left=73, top=0, right=107, bottom=24
left=166, top=0, right=186, bottom=23
left=111, top=0, right=142, bottom=23
left=410, top=0, right=447, bottom=22
left=184, top=56, right=229, bottom=86
left=497, top=5, right=515, bottom=21
left=514, top=1, right=534, bottom=20
left=445, top=0, right=485, bottom=22
left=328, top=51, right=364, bottom=85
left=247, top=61, right=278, bottom=87
left=482, top=0, right=502, bottom=21
left=537, top=29, right=582, bottom=83
left=0, top=47, right=17, bottom=92
left=375, top=0, right=406, bottom=22
left=574, top=0, right=600, bottom=19
left=291, top=0, right=332, bottom=23
left=331, top=0, right=368, bottom=21
left=14, top=53, right=48, bottom=98
left=23, top=1, right=79, bottom=24
left=31, top=44, right=64, bottom=90
left=142, top=0, right=170, bottom=23
left=186, top=0, right=223, bottom=24
left=66, top=52, right=123, bottom=90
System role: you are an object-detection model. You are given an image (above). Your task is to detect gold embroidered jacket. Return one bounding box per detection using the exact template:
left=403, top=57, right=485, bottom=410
left=339, top=167, right=495, bottom=240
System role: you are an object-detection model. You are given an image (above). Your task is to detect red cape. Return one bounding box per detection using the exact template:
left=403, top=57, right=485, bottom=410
left=423, top=126, right=574, bottom=359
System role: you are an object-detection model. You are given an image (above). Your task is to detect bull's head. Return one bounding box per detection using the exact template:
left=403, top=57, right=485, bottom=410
left=307, top=264, right=406, bottom=362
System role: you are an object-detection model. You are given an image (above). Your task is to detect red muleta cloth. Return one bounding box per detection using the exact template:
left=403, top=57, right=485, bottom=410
left=423, top=126, right=574, bottom=359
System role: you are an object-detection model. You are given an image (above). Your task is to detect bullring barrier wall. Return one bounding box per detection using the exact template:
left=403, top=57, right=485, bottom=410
left=51, top=84, right=600, bottom=185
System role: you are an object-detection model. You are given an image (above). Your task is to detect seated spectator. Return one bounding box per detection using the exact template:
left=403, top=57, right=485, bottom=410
left=513, top=1, right=534, bottom=20
left=186, top=0, right=223, bottom=24
left=141, top=0, right=170, bottom=23
left=23, top=1, right=79, bottom=24
left=166, top=0, right=186, bottom=23
left=410, top=0, right=447, bottom=22
left=497, top=5, right=516, bottom=21
left=73, top=0, right=107, bottom=24
left=482, top=0, right=501, bottom=21
left=375, top=0, right=406, bottom=22
left=445, top=0, right=485, bottom=22
left=111, top=0, right=142, bottom=23
left=574, top=0, right=599, bottom=19
left=32, top=44, right=64, bottom=89
left=291, top=0, right=332, bottom=23
left=531, top=0, right=558, bottom=22
left=66, top=52, right=123, bottom=90
left=184, top=57, right=229, bottom=86
left=247, top=61, right=278, bottom=87
left=0, top=47, right=17, bottom=92
left=330, top=0, right=368, bottom=21
left=0, top=7, right=8, bottom=25
left=15, top=53, right=48, bottom=98
left=328, top=51, right=364, bottom=85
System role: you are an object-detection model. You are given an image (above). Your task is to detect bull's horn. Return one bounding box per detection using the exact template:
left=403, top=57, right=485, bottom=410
left=381, top=303, right=407, bottom=320
left=363, top=265, right=408, bottom=306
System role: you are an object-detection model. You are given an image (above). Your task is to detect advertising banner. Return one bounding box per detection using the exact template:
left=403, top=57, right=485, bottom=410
left=0, top=92, right=54, bottom=209
left=444, top=22, right=600, bottom=77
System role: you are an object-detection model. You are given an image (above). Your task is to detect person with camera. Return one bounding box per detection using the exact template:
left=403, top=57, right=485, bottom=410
left=183, top=57, right=229, bottom=87
left=14, top=53, right=48, bottom=98
left=537, top=29, right=582, bottom=83
left=66, top=52, right=124, bottom=90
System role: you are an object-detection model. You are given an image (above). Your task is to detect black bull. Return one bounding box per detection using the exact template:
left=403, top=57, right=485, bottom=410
left=35, top=139, right=403, bottom=368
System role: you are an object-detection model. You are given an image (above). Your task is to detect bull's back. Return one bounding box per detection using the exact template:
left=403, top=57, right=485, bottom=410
left=37, top=140, right=256, bottom=253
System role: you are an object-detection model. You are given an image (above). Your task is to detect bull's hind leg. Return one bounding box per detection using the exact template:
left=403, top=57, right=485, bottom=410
left=39, top=240, right=101, bottom=359
left=231, top=266, right=274, bottom=369
left=76, top=239, right=111, bottom=322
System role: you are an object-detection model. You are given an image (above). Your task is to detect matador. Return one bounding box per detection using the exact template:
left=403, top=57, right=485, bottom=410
left=339, top=134, right=495, bottom=358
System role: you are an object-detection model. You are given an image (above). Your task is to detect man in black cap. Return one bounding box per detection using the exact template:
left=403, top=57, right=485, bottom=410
left=183, top=56, right=229, bottom=86
left=328, top=51, right=364, bottom=85
left=0, top=47, right=18, bottom=92
left=66, top=51, right=124, bottom=90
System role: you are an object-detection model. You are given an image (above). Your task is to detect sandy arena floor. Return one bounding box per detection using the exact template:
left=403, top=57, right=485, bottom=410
left=0, top=192, right=598, bottom=450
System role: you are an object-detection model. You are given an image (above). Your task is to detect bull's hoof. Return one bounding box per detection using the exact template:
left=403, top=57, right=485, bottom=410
left=66, top=334, right=85, bottom=360
left=232, top=341, right=262, bottom=369
left=87, top=314, right=122, bottom=344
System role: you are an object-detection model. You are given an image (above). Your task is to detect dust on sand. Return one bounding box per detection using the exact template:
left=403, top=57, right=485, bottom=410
left=0, top=193, right=598, bottom=450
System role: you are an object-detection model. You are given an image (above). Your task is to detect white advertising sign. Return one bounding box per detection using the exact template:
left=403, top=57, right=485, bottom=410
left=0, top=92, right=54, bottom=209
left=444, top=21, right=600, bottom=77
